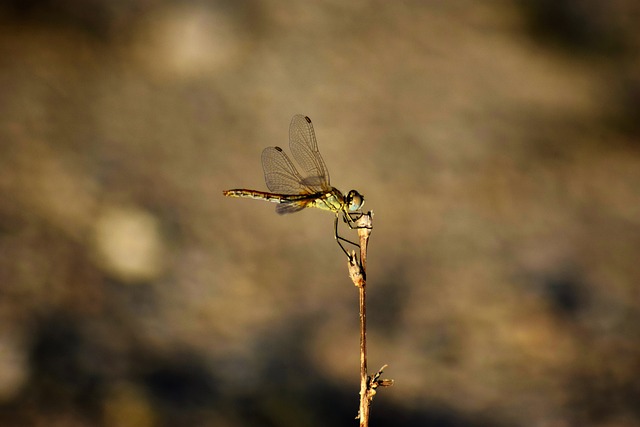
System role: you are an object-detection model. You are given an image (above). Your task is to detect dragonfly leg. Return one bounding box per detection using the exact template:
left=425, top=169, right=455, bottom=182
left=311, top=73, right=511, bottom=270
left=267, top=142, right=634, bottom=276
left=334, top=215, right=360, bottom=258
left=343, top=211, right=368, bottom=229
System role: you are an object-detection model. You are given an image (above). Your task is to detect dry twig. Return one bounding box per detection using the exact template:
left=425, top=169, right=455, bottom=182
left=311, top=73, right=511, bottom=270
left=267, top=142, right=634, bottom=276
left=347, top=211, right=393, bottom=426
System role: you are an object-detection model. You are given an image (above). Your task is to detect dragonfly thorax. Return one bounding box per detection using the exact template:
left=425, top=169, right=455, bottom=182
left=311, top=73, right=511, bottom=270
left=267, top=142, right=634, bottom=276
left=345, top=190, right=365, bottom=212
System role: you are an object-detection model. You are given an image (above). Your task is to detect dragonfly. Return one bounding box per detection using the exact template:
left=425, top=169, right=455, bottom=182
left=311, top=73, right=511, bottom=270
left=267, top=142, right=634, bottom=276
left=223, top=114, right=365, bottom=258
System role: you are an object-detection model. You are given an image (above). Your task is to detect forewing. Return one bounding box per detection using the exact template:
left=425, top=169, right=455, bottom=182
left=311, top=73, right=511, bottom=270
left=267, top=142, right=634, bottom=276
left=261, top=146, right=313, bottom=195
left=289, top=115, right=331, bottom=191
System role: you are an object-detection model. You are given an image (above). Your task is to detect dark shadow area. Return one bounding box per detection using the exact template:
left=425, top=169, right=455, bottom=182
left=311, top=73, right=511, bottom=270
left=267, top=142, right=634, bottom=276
left=0, top=311, right=510, bottom=427
left=0, top=313, right=107, bottom=426
left=134, top=352, right=222, bottom=427
left=535, top=269, right=589, bottom=319
left=606, top=75, right=640, bottom=138
left=219, top=322, right=509, bottom=427
left=517, top=0, right=640, bottom=138
left=566, top=323, right=640, bottom=426
left=517, top=0, right=633, bottom=56
left=0, top=0, right=144, bottom=40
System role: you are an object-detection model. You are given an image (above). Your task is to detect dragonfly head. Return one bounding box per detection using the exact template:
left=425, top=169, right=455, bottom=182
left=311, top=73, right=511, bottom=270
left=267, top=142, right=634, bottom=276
left=345, top=190, right=365, bottom=212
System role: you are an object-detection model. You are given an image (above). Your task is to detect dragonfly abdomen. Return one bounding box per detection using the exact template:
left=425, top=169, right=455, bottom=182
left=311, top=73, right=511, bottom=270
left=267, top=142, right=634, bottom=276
left=222, top=189, right=290, bottom=204
left=222, top=189, right=344, bottom=214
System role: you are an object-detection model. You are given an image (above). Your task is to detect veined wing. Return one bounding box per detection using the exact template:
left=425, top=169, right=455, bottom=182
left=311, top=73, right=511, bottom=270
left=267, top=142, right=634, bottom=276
left=289, top=115, right=331, bottom=190
left=261, top=146, right=318, bottom=215
left=261, top=146, right=317, bottom=195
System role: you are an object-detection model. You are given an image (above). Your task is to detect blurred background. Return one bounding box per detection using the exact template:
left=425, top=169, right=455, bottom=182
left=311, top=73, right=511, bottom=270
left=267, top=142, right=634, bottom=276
left=1, top=0, right=640, bottom=426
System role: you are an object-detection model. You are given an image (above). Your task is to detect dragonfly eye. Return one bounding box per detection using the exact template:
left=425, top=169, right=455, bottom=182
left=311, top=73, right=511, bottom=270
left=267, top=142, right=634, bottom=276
left=346, top=190, right=364, bottom=212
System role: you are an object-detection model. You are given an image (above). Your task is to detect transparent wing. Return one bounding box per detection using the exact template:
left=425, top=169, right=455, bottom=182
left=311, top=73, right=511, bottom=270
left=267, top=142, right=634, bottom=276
left=289, top=115, right=331, bottom=190
left=275, top=202, right=306, bottom=215
left=261, top=146, right=317, bottom=195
